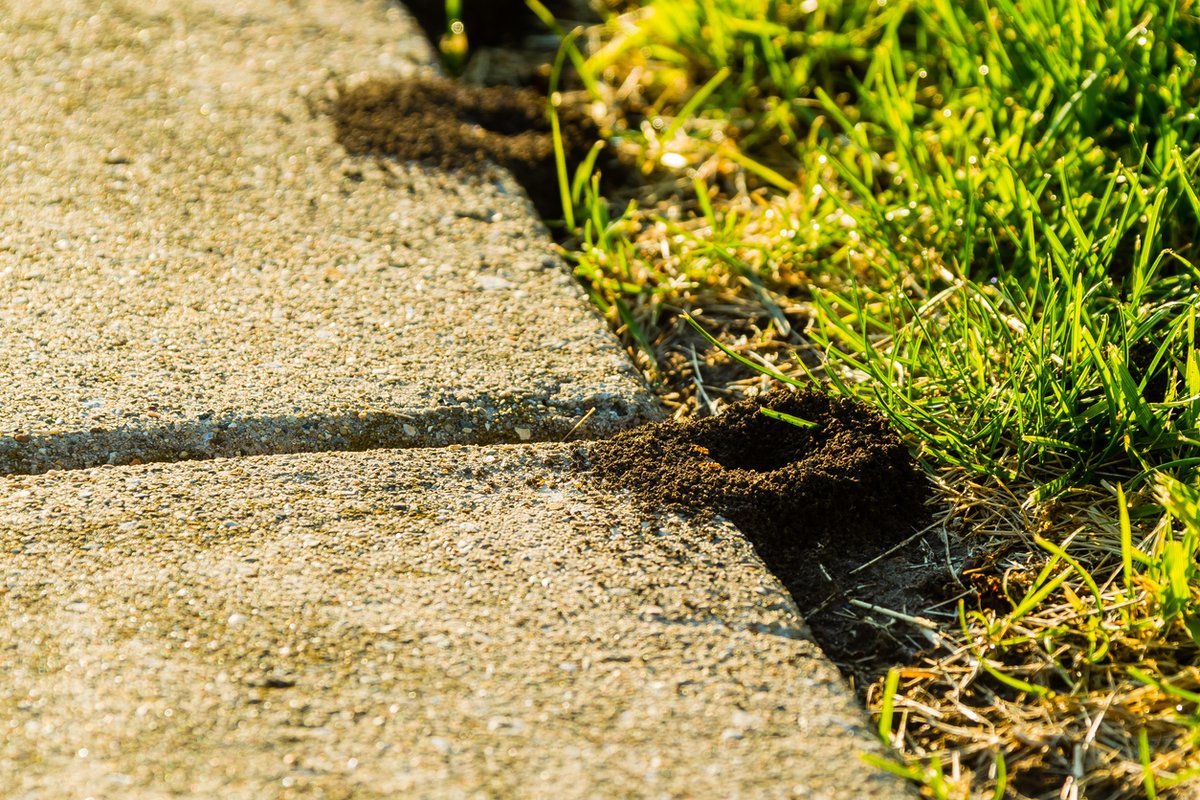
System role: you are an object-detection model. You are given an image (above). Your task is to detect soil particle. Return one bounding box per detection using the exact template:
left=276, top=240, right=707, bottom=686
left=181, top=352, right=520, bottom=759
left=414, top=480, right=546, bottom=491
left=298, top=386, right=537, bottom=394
left=586, top=387, right=941, bottom=681
left=331, top=76, right=601, bottom=218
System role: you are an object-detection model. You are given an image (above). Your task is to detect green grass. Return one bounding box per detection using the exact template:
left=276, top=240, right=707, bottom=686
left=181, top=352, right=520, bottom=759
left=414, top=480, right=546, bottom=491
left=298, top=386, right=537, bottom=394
left=439, top=0, right=469, bottom=74
left=541, top=0, right=1200, bottom=796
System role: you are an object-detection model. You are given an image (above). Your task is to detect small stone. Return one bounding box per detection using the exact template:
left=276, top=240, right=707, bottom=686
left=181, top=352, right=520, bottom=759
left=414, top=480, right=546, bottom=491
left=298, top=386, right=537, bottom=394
left=247, top=673, right=296, bottom=689
left=476, top=275, right=513, bottom=291
left=486, top=717, right=526, bottom=734
left=730, top=710, right=762, bottom=729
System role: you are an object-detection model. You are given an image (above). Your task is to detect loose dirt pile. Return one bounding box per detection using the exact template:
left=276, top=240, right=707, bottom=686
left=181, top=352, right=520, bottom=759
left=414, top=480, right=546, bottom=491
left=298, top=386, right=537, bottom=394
left=331, top=76, right=600, bottom=218
left=587, top=388, right=947, bottom=680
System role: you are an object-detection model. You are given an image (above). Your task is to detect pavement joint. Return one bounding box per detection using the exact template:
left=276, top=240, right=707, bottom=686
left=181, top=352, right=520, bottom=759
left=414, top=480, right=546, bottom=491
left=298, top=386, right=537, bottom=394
left=0, top=385, right=653, bottom=477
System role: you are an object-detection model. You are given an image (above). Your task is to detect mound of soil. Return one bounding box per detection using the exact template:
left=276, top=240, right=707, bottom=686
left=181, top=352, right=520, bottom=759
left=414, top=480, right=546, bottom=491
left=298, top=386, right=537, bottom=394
left=587, top=388, right=944, bottom=680
left=332, top=76, right=601, bottom=218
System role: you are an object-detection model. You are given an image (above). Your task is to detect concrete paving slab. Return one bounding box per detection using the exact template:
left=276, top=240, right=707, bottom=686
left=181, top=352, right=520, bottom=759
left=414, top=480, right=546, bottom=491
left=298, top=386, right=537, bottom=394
left=0, top=444, right=910, bottom=799
left=0, top=0, right=658, bottom=476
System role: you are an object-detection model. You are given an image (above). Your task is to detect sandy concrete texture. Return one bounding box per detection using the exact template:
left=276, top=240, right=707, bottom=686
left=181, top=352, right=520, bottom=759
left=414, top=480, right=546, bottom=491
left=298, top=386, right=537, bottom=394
left=0, top=0, right=658, bottom=475
left=0, top=443, right=910, bottom=799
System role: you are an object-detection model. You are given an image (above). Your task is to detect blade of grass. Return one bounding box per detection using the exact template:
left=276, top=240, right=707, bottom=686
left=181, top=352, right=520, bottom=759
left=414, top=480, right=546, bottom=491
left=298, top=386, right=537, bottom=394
left=759, top=406, right=819, bottom=428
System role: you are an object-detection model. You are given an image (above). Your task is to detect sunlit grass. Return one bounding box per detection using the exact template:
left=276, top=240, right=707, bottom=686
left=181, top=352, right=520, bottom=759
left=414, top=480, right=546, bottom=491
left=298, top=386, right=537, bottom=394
left=438, top=0, right=469, bottom=74
left=542, top=0, right=1200, bottom=795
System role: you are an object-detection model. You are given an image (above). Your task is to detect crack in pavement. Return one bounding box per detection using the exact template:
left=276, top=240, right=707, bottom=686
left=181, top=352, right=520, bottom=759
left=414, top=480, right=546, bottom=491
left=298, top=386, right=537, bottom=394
left=0, top=387, right=661, bottom=477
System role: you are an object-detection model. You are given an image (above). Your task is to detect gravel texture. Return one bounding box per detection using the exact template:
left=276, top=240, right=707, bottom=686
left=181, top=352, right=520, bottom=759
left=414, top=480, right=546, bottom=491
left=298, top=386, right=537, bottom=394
left=0, top=0, right=658, bottom=475
left=0, top=444, right=910, bottom=799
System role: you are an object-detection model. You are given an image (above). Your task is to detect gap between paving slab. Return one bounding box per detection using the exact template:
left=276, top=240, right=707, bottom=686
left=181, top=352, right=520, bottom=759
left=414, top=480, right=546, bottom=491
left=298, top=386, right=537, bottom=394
left=0, top=0, right=659, bottom=477
left=0, top=443, right=913, bottom=799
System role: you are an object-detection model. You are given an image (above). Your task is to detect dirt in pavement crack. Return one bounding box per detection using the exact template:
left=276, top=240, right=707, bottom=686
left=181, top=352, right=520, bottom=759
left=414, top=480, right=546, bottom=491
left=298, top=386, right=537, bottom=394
left=330, top=76, right=607, bottom=219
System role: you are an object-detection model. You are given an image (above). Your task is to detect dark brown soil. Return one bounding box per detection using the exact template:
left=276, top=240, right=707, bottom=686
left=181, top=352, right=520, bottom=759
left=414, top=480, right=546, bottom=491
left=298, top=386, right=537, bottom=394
left=331, top=76, right=603, bottom=218
left=586, top=387, right=948, bottom=682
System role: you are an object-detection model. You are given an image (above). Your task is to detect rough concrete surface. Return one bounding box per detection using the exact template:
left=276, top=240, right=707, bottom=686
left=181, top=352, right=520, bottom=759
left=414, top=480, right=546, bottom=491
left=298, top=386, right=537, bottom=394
left=0, top=0, right=658, bottom=475
left=0, top=444, right=910, bottom=799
